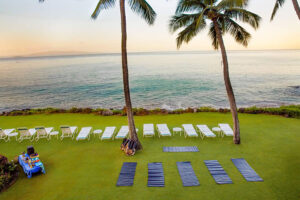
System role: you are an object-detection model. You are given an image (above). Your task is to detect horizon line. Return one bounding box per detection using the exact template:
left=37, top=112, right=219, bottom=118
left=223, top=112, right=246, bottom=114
left=1, top=48, right=300, bottom=60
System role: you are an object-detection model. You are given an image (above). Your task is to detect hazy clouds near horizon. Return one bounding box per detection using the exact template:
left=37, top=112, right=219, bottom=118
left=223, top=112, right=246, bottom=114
left=0, top=0, right=300, bottom=57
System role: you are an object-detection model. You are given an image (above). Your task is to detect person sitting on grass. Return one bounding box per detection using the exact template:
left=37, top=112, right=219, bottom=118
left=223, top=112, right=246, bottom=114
left=22, top=146, right=45, bottom=173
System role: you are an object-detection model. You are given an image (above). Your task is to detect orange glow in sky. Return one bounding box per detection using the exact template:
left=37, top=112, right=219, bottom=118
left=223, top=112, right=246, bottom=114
left=0, top=0, right=300, bottom=57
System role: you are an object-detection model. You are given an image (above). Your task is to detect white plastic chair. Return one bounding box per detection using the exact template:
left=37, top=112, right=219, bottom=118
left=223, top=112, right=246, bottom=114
left=18, top=128, right=36, bottom=142
left=218, top=123, right=234, bottom=137
left=60, top=126, right=78, bottom=140
left=0, top=129, right=15, bottom=142
left=101, top=127, right=116, bottom=140
left=143, top=124, right=155, bottom=137
left=156, top=124, right=171, bottom=137
left=76, top=127, right=92, bottom=141
left=35, top=127, right=54, bottom=141
left=196, top=125, right=216, bottom=139
left=115, top=126, right=129, bottom=139
left=182, top=124, right=198, bottom=138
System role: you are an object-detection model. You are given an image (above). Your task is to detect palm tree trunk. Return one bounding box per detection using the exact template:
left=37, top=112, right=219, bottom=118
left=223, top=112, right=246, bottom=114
left=213, top=20, right=240, bottom=144
left=119, top=0, right=142, bottom=150
left=292, top=0, right=300, bottom=20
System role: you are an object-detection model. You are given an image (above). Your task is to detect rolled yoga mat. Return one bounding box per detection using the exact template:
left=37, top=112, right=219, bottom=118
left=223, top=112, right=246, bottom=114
left=231, top=158, right=263, bottom=182
left=176, top=161, right=200, bottom=186
left=148, top=162, right=165, bottom=187
left=116, top=162, right=137, bottom=186
left=163, top=146, right=199, bottom=152
left=204, top=160, right=233, bottom=184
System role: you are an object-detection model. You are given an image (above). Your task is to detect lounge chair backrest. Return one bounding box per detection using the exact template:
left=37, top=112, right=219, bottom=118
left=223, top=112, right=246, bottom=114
left=219, top=124, right=234, bottom=135
left=119, top=126, right=129, bottom=134
left=156, top=124, right=171, bottom=136
left=219, top=124, right=231, bottom=129
left=157, top=124, right=168, bottom=131
left=102, top=127, right=116, bottom=138
left=182, top=124, right=197, bottom=132
left=144, top=124, right=154, bottom=131
left=81, top=127, right=92, bottom=133
left=197, top=125, right=213, bottom=133
left=76, top=127, right=92, bottom=140
left=60, top=126, right=72, bottom=134
left=157, top=124, right=169, bottom=131
left=18, top=128, right=30, bottom=137
left=35, top=127, right=47, bottom=136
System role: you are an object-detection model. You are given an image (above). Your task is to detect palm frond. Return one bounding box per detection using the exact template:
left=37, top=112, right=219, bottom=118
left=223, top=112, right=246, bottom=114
left=208, top=22, right=219, bottom=49
left=217, top=0, right=249, bottom=9
left=91, top=0, right=116, bottom=20
left=169, top=13, right=200, bottom=32
left=222, top=17, right=251, bottom=47
left=225, top=8, right=261, bottom=29
left=271, top=0, right=285, bottom=21
left=175, top=0, right=207, bottom=14
left=176, top=18, right=206, bottom=48
left=127, top=0, right=156, bottom=25
left=203, top=0, right=218, bottom=5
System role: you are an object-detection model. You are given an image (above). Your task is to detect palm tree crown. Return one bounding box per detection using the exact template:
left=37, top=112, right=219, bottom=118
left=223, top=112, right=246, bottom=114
left=271, top=0, right=285, bottom=20
left=91, top=0, right=156, bottom=24
left=169, top=0, right=261, bottom=49
left=90, top=0, right=156, bottom=151
left=271, top=0, right=300, bottom=21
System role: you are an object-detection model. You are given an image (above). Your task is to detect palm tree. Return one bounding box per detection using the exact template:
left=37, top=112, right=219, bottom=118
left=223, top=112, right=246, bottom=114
left=169, top=0, right=261, bottom=144
left=92, top=0, right=156, bottom=150
left=271, top=0, right=300, bottom=21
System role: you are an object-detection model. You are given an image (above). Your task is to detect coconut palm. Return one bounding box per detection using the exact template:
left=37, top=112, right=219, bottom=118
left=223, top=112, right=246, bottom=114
left=91, top=0, right=156, bottom=150
left=169, top=0, right=261, bottom=144
left=271, top=0, right=300, bottom=21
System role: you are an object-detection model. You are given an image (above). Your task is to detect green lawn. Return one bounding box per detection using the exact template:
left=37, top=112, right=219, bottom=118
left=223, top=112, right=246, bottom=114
left=0, top=113, right=299, bottom=200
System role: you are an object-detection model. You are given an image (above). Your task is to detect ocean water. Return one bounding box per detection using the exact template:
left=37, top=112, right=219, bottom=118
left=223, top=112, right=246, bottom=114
left=0, top=50, right=299, bottom=112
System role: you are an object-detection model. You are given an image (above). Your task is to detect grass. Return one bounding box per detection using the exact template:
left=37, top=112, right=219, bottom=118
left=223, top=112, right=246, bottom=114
left=0, top=112, right=299, bottom=200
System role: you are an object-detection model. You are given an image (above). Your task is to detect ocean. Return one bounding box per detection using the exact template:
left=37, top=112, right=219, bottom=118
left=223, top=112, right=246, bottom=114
left=0, top=50, right=299, bottom=112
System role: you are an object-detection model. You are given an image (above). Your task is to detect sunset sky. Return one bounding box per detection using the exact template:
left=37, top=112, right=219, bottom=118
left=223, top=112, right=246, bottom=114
left=0, top=0, right=300, bottom=57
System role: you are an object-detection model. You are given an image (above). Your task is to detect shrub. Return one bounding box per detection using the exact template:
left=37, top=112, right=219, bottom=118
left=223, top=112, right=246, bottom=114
left=0, top=155, right=18, bottom=192
left=0, top=105, right=299, bottom=118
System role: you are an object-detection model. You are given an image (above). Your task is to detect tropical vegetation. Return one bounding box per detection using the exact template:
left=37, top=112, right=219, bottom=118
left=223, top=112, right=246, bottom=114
left=90, top=0, right=157, bottom=150
left=169, top=0, right=261, bottom=144
left=1, top=105, right=300, bottom=119
left=271, top=0, right=300, bottom=21
left=0, top=155, right=18, bottom=192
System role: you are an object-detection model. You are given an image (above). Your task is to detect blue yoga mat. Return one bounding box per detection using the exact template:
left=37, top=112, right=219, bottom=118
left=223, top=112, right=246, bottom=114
left=204, top=160, right=233, bottom=184
left=231, top=158, right=263, bottom=182
left=163, top=146, right=199, bottom=152
left=177, top=161, right=200, bottom=186
left=116, top=162, right=137, bottom=186
left=148, top=162, right=165, bottom=187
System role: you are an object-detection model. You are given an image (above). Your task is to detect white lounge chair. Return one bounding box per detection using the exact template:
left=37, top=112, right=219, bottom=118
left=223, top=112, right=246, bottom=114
left=35, top=127, right=54, bottom=141
left=218, top=123, right=234, bottom=137
left=0, top=129, right=16, bottom=142
left=196, top=125, right=216, bottom=139
left=156, top=124, right=171, bottom=137
left=143, top=124, right=155, bottom=137
left=18, top=128, right=36, bottom=142
left=101, top=127, right=116, bottom=140
left=60, top=126, right=78, bottom=140
left=182, top=124, right=198, bottom=138
left=76, top=127, right=92, bottom=141
left=115, top=126, right=129, bottom=139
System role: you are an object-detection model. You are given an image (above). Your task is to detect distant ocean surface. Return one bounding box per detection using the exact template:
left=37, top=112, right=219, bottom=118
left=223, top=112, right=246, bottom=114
left=0, top=50, right=299, bottom=112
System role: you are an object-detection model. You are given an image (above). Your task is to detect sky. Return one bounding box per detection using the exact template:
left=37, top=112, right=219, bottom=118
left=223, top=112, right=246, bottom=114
left=0, top=0, right=300, bottom=57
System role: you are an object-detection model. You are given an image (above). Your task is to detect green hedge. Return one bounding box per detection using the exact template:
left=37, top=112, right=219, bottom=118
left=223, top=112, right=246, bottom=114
left=1, top=105, right=299, bottom=119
